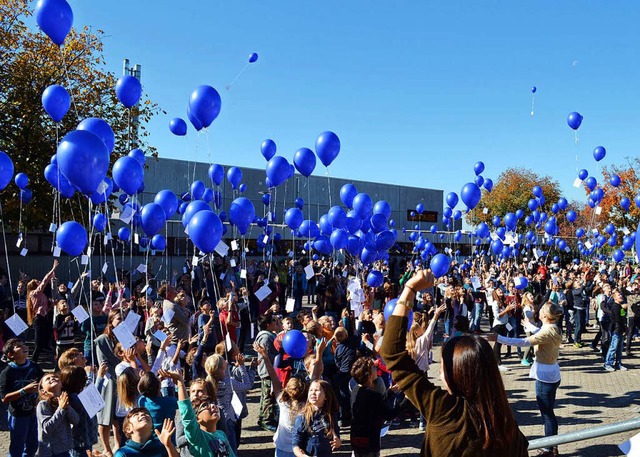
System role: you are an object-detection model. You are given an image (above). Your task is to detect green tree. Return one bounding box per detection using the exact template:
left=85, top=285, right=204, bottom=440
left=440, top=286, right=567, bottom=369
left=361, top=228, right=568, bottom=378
left=0, top=0, right=162, bottom=231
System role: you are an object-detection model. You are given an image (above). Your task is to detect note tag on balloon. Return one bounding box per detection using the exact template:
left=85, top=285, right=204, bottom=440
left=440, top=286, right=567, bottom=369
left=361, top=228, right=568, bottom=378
left=137, top=264, right=147, bottom=273
left=263, top=235, right=269, bottom=244
left=102, top=262, right=108, bottom=274
left=49, top=223, right=57, bottom=233
left=305, top=264, right=315, bottom=280
left=623, top=227, right=630, bottom=235
left=120, top=206, right=134, bottom=224
left=86, top=247, right=92, bottom=256
left=585, top=241, right=593, bottom=249
left=96, top=181, right=109, bottom=195
left=573, top=178, right=582, bottom=188
left=20, top=248, right=28, bottom=257
left=81, top=255, right=89, bottom=265
left=482, top=208, right=489, bottom=215
left=192, top=255, right=199, bottom=266
left=53, top=246, right=61, bottom=258
left=134, top=233, right=139, bottom=245
left=231, top=240, right=238, bottom=251
left=286, top=298, right=295, bottom=313
left=595, top=206, right=602, bottom=215
left=112, top=212, right=121, bottom=220
left=506, top=323, right=513, bottom=332
left=240, top=269, right=247, bottom=279
left=215, top=241, right=229, bottom=257
left=267, top=212, right=273, bottom=222
left=106, top=232, right=112, bottom=241
left=231, top=392, right=243, bottom=418
left=220, top=273, right=226, bottom=280
left=245, top=247, right=249, bottom=253
left=565, top=247, right=571, bottom=253
left=230, top=258, right=237, bottom=268
left=16, top=233, right=23, bottom=248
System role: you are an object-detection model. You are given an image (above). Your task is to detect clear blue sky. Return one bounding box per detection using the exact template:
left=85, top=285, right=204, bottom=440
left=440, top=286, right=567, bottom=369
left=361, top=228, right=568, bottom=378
left=68, top=1, right=640, bottom=207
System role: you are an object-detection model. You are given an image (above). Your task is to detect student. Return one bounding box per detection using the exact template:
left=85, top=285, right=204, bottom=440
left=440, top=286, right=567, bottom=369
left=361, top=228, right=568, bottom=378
left=115, top=409, right=178, bottom=457
left=54, top=299, right=77, bottom=360
left=80, top=297, right=108, bottom=363
left=333, top=327, right=357, bottom=425
left=255, top=314, right=279, bottom=432
left=36, top=372, right=80, bottom=457
left=292, top=379, right=341, bottom=457
left=138, top=372, right=179, bottom=442
left=159, top=370, right=234, bottom=457
left=0, top=338, right=45, bottom=457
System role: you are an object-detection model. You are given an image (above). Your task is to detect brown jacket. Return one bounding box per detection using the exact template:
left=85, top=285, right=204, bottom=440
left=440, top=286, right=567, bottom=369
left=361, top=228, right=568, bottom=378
left=380, top=315, right=529, bottom=457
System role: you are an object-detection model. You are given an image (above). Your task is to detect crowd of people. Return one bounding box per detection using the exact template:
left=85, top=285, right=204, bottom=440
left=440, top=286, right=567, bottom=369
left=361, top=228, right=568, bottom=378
left=0, top=252, right=637, bottom=457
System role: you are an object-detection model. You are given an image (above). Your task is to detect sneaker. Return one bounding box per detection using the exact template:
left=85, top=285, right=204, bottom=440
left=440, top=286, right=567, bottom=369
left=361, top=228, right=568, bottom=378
left=604, top=364, right=615, bottom=372
left=259, top=422, right=277, bottom=432
left=419, top=423, right=425, bottom=431
left=521, top=359, right=532, bottom=366
left=618, top=365, right=629, bottom=371
left=498, top=365, right=510, bottom=372
left=589, top=345, right=598, bottom=352
left=573, top=342, right=584, bottom=348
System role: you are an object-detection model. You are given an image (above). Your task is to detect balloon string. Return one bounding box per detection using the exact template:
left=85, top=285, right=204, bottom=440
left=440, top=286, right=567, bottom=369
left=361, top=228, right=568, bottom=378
left=58, top=46, right=80, bottom=121
left=0, top=202, right=16, bottom=313
left=307, top=177, right=311, bottom=262
left=326, top=169, right=332, bottom=207
left=226, top=63, right=250, bottom=91
left=530, top=96, right=535, bottom=117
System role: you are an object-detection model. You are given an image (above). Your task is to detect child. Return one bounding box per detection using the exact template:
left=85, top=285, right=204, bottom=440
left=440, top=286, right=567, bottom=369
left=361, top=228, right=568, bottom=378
left=349, top=357, right=397, bottom=457
left=80, top=297, right=108, bottom=363
left=159, top=370, right=234, bottom=457
left=116, top=367, right=142, bottom=445
left=54, top=299, right=77, bottom=360
left=292, top=379, right=341, bottom=457
left=197, top=298, right=217, bottom=353
left=0, top=338, right=45, bottom=457
left=36, top=372, right=80, bottom=457
left=144, top=305, right=164, bottom=366
left=60, top=365, right=104, bottom=457
left=333, top=327, right=358, bottom=425
left=137, top=372, right=179, bottom=439
left=217, top=298, right=239, bottom=345
left=115, top=409, right=177, bottom=457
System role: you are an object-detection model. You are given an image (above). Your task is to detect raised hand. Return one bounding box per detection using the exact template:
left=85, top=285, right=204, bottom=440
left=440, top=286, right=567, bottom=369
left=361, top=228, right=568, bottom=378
left=155, top=418, right=176, bottom=446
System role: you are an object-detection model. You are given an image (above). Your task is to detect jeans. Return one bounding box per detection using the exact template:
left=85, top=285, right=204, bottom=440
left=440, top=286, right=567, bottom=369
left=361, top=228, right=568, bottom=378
left=226, top=419, right=238, bottom=455
left=535, top=379, right=560, bottom=440
left=508, top=315, right=522, bottom=357
left=275, top=450, right=296, bottom=457
left=471, top=302, right=484, bottom=331
left=8, top=413, right=38, bottom=457
left=605, top=331, right=623, bottom=368
left=444, top=316, right=453, bottom=336
left=31, top=314, right=50, bottom=363
left=574, top=308, right=586, bottom=344
left=492, top=324, right=508, bottom=365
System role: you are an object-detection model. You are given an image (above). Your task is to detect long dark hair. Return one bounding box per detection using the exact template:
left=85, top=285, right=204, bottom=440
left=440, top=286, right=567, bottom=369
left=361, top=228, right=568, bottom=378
left=441, top=335, right=519, bottom=450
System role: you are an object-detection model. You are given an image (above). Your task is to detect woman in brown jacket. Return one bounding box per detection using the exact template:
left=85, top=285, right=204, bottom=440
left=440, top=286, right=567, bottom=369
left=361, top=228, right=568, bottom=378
left=380, top=269, right=528, bottom=457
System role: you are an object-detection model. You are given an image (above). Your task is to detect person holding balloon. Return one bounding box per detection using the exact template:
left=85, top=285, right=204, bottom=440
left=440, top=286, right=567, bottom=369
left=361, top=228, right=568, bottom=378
left=255, top=314, right=280, bottom=432
left=380, top=268, right=528, bottom=456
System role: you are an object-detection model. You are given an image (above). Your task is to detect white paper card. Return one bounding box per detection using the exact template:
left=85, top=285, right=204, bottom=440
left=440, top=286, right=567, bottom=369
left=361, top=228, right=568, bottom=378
left=506, top=323, right=513, bottom=332
left=263, top=235, right=269, bottom=244
left=53, top=246, right=61, bottom=258
left=573, top=177, right=582, bottom=188
left=49, top=223, right=57, bottom=233
left=124, top=311, right=141, bottom=333
left=120, top=206, right=134, bottom=224
left=102, top=262, right=108, bottom=274
left=619, top=430, right=640, bottom=456
left=231, top=392, right=243, bottom=418
left=364, top=339, right=374, bottom=351
left=565, top=247, right=571, bottom=253
left=67, top=282, right=74, bottom=289
left=192, top=255, right=199, bottom=267
left=623, top=227, right=630, bottom=235
left=134, top=233, right=139, bottom=245
left=225, top=333, right=233, bottom=351
left=595, top=206, right=602, bottom=215
left=255, top=284, right=272, bottom=302
left=304, top=264, right=315, bottom=280
left=245, top=247, right=249, bottom=253
left=153, top=330, right=167, bottom=342
left=71, top=305, right=90, bottom=324
left=231, top=240, right=238, bottom=251
left=137, top=263, right=147, bottom=273
left=482, top=208, right=489, bottom=215
left=80, top=255, right=88, bottom=265
left=230, top=258, right=236, bottom=268
left=240, top=269, right=247, bottom=279
left=20, top=248, right=28, bottom=257
left=585, top=241, right=593, bottom=249
left=220, top=273, right=226, bottom=280
left=5, top=314, right=28, bottom=336
left=380, top=425, right=390, bottom=437
left=471, top=276, right=482, bottom=290
left=162, top=308, right=175, bottom=325
left=97, top=180, right=109, bottom=195
left=78, top=382, right=105, bottom=419
left=16, top=233, right=23, bottom=248
left=286, top=298, right=296, bottom=313
left=215, top=240, right=229, bottom=257
left=342, top=269, right=348, bottom=277
left=113, top=323, right=136, bottom=349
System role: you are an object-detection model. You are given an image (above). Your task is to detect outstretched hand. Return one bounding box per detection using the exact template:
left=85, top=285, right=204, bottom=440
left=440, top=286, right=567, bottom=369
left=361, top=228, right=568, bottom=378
left=155, top=418, right=176, bottom=446
left=405, top=269, right=435, bottom=293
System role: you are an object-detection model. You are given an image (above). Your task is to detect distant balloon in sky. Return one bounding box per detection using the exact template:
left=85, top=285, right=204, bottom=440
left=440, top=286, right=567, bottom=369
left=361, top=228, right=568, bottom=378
left=249, top=53, right=259, bottom=63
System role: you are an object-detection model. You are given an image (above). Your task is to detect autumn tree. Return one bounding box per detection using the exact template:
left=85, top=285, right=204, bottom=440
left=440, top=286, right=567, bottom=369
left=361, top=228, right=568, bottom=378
left=466, top=167, right=563, bottom=231
left=596, top=158, right=640, bottom=232
left=0, top=0, right=161, bottom=230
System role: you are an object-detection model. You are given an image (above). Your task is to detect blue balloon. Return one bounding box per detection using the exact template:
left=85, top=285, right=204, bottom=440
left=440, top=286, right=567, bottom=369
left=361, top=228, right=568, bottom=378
left=367, top=271, right=384, bottom=288
left=41, top=84, right=70, bottom=122
left=56, top=221, right=87, bottom=256
left=453, top=210, right=462, bottom=220
left=621, top=197, right=631, bottom=211
left=227, top=167, right=242, bottom=190
left=375, top=230, right=396, bottom=251
left=584, top=176, right=597, bottom=191
left=416, top=203, right=424, bottom=215
left=208, top=164, right=224, bottom=186
left=475, top=175, right=484, bottom=187
left=370, top=213, right=388, bottom=233
left=261, top=139, right=277, bottom=161
left=188, top=210, right=223, bottom=254
left=77, top=118, right=115, bottom=153
left=483, top=178, right=493, bottom=193
left=532, top=186, right=543, bottom=198
left=345, top=212, right=362, bottom=234
left=373, top=201, right=391, bottom=218
left=182, top=200, right=211, bottom=228
left=446, top=192, right=459, bottom=209
left=504, top=213, right=517, bottom=231
left=329, top=229, right=348, bottom=250
left=610, top=174, right=621, bottom=187
left=557, top=198, right=568, bottom=210
left=285, top=208, right=304, bottom=230
left=261, top=193, right=271, bottom=206
left=14, top=173, right=28, bottom=190
left=460, top=183, right=481, bottom=210
left=112, top=156, right=144, bottom=195
left=531, top=86, right=537, bottom=94
left=266, top=156, right=291, bottom=187
left=566, top=210, right=577, bottom=223
left=576, top=228, right=584, bottom=238
left=340, top=184, right=358, bottom=209
left=57, top=130, right=110, bottom=195
left=353, top=193, right=373, bottom=219
left=383, top=299, right=413, bottom=329
left=567, top=112, right=583, bottom=130
left=154, top=190, right=179, bottom=218
left=443, top=207, right=452, bottom=219
left=328, top=206, right=347, bottom=228
left=89, top=177, right=113, bottom=204
left=430, top=253, right=450, bottom=278
left=128, top=148, right=145, bottom=165
left=188, top=85, right=221, bottom=128
left=187, top=105, right=203, bottom=131
left=360, top=244, right=377, bottom=265
left=299, top=220, right=320, bottom=238
left=313, top=236, right=332, bottom=255
left=92, top=213, right=107, bottom=232
left=191, top=180, right=205, bottom=200
left=117, top=226, right=131, bottom=242
left=474, top=161, right=485, bottom=176
left=578, top=169, right=588, bottom=181
left=315, top=131, right=340, bottom=167
left=151, top=234, right=166, bottom=251
left=593, top=146, right=606, bottom=162
left=141, top=203, right=166, bottom=237
left=282, top=330, right=307, bottom=358
left=0, top=151, right=15, bottom=191
left=169, top=118, right=187, bottom=136
left=35, top=0, right=73, bottom=45
left=293, top=148, right=316, bottom=177
left=491, top=239, right=504, bottom=255
left=295, top=197, right=304, bottom=210
left=612, top=249, right=625, bottom=263
left=115, top=75, right=142, bottom=108
left=229, top=197, right=255, bottom=235
left=248, top=52, right=259, bottom=63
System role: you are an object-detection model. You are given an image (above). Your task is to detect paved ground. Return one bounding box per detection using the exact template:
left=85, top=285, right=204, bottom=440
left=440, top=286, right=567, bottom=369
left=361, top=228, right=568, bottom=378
left=1, top=316, right=639, bottom=456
